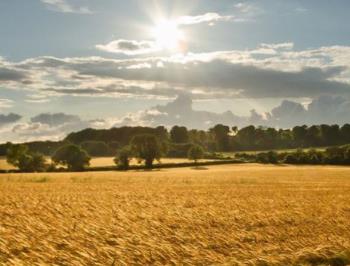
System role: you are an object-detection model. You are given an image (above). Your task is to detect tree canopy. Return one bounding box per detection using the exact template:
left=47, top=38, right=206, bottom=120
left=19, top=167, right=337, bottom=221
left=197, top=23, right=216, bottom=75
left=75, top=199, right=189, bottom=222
left=52, top=144, right=90, bottom=171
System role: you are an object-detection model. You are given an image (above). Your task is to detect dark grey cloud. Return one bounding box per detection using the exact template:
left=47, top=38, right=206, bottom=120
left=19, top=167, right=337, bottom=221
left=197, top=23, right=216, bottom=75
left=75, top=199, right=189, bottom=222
left=96, top=40, right=158, bottom=55
left=85, top=60, right=350, bottom=98
left=31, top=113, right=82, bottom=127
left=0, top=113, right=22, bottom=127
left=31, top=57, right=350, bottom=99
left=10, top=44, right=350, bottom=100
left=0, top=67, right=27, bottom=81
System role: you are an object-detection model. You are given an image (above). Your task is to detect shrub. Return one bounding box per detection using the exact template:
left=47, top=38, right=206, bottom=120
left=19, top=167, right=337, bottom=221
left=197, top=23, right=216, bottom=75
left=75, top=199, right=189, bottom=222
left=52, top=144, right=90, bottom=171
left=114, top=146, right=132, bottom=170
left=6, top=144, right=47, bottom=172
left=188, top=144, right=205, bottom=163
left=130, top=134, right=165, bottom=169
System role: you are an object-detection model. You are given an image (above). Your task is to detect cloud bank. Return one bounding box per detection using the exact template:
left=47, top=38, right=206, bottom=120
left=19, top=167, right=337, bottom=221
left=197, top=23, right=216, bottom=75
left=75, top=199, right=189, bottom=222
left=3, top=43, right=350, bottom=101
left=2, top=94, right=350, bottom=142
left=40, top=0, right=92, bottom=14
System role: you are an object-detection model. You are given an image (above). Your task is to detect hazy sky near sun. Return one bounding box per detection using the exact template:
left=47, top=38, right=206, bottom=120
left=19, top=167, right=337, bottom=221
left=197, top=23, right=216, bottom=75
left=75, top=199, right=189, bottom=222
left=1, top=0, right=350, bottom=141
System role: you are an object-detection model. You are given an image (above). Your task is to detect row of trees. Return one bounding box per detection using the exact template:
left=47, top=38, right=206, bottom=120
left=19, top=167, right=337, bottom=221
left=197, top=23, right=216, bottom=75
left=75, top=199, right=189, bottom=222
left=65, top=124, right=350, bottom=152
left=236, top=145, right=350, bottom=165
left=114, top=135, right=204, bottom=170
left=2, top=124, right=350, bottom=158
left=6, top=134, right=206, bottom=172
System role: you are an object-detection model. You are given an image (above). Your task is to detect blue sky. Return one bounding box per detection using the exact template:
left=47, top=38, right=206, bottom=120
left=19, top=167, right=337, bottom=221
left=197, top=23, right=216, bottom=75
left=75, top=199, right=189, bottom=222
left=1, top=0, right=350, bottom=141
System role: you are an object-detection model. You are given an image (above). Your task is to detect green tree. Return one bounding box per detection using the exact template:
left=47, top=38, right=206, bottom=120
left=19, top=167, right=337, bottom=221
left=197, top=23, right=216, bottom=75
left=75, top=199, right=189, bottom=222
left=52, top=144, right=90, bottom=171
left=6, top=144, right=47, bottom=172
left=209, top=124, right=231, bottom=151
left=130, top=134, right=165, bottom=169
left=114, top=146, right=132, bottom=170
left=188, top=144, right=204, bottom=164
left=80, top=141, right=110, bottom=157
left=170, top=126, right=189, bottom=143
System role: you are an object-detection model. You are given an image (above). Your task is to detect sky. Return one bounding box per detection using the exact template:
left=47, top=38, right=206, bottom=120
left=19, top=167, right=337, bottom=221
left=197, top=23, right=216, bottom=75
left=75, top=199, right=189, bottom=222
left=1, top=0, right=350, bottom=142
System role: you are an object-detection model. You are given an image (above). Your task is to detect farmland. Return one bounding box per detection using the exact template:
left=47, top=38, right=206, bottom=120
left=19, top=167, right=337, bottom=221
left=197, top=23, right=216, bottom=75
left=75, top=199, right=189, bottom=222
left=0, top=164, right=349, bottom=265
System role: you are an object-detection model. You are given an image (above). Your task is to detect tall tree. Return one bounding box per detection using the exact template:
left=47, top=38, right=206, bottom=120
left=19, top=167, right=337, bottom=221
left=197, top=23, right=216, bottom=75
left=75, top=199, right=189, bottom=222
left=209, top=124, right=231, bottom=151
left=130, top=134, right=165, bottom=169
left=52, top=144, right=90, bottom=171
left=170, top=126, right=189, bottom=143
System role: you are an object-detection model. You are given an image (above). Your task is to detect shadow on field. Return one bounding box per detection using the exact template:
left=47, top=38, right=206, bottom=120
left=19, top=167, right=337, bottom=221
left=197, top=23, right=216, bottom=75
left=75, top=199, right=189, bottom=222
left=191, top=166, right=209, bottom=170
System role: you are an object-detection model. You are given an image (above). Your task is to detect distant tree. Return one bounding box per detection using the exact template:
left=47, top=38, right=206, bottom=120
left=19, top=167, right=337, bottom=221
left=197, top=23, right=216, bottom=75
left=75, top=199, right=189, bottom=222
left=114, top=146, right=132, bottom=170
left=170, top=126, right=189, bottom=143
left=343, top=146, right=350, bottom=164
left=188, top=144, right=204, bottom=164
left=108, top=141, right=121, bottom=154
left=340, top=124, right=350, bottom=143
left=130, top=134, right=165, bottom=169
left=292, top=125, right=308, bottom=147
left=52, top=144, right=90, bottom=171
left=235, top=126, right=256, bottom=150
left=209, top=124, right=231, bottom=151
left=6, top=144, right=47, bottom=172
left=283, top=153, right=298, bottom=164
left=256, top=151, right=278, bottom=164
left=305, top=125, right=321, bottom=147
left=80, top=141, right=110, bottom=157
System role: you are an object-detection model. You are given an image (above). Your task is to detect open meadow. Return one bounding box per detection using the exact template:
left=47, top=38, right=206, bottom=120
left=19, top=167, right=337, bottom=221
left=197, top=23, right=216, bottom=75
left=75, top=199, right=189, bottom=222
left=0, top=164, right=349, bottom=265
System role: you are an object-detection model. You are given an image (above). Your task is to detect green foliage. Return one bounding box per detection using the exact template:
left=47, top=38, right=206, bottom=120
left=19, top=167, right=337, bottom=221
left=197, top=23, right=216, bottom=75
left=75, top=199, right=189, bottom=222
left=167, top=143, right=194, bottom=158
left=170, top=126, right=189, bottom=143
left=188, top=145, right=205, bottom=163
left=6, top=144, right=47, bottom=172
left=80, top=141, right=111, bottom=157
left=130, top=134, right=165, bottom=168
left=256, top=151, right=278, bottom=164
left=209, top=124, right=231, bottom=152
left=2, top=123, right=350, bottom=160
left=114, top=146, right=132, bottom=170
left=52, top=144, right=90, bottom=171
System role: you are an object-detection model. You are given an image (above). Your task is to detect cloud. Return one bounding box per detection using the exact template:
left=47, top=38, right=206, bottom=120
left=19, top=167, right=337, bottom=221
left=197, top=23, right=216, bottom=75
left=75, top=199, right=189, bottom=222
left=117, top=94, right=350, bottom=130
left=40, top=0, right=92, bottom=14
left=31, top=113, right=81, bottom=127
left=2, top=44, right=350, bottom=101
left=176, top=13, right=234, bottom=26
left=0, top=112, right=116, bottom=143
left=96, top=40, right=159, bottom=55
left=0, top=113, right=22, bottom=127
left=3, top=95, right=350, bottom=142
left=260, top=42, right=294, bottom=50
left=0, top=67, right=28, bottom=82
left=0, top=99, right=15, bottom=109
left=115, top=94, right=246, bottom=129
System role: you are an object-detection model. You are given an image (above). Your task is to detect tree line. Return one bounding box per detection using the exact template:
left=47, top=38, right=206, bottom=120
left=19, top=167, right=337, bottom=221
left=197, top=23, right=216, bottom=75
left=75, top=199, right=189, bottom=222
left=2, top=123, right=350, bottom=172
left=2, top=124, right=350, bottom=157
left=236, top=145, right=350, bottom=165
left=5, top=134, right=205, bottom=172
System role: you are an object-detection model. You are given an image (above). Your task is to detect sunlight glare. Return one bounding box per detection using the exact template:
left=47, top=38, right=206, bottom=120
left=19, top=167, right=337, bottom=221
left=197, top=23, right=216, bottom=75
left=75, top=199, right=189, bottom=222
left=152, top=20, right=185, bottom=51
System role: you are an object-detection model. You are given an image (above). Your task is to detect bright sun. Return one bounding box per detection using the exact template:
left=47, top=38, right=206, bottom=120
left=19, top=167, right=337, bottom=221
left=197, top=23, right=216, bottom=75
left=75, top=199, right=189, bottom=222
left=152, top=20, right=185, bottom=51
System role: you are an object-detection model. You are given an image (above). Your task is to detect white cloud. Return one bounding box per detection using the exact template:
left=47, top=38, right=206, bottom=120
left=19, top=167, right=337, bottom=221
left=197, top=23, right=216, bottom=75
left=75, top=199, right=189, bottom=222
left=0, top=99, right=14, bottom=109
left=40, top=0, right=92, bottom=14
left=2, top=43, right=350, bottom=102
left=177, top=13, right=234, bottom=26
left=0, top=112, right=116, bottom=143
left=96, top=40, right=159, bottom=55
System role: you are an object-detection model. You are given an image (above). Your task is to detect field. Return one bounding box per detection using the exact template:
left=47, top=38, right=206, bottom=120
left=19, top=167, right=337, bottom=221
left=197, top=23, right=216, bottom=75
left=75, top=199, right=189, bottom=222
left=0, top=165, right=350, bottom=265
left=0, top=157, right=216, bottom=171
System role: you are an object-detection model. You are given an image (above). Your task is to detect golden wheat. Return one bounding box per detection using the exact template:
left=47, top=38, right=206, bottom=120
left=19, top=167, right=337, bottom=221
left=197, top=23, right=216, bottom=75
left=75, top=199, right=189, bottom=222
left=0, top=164, right=349, bottom=265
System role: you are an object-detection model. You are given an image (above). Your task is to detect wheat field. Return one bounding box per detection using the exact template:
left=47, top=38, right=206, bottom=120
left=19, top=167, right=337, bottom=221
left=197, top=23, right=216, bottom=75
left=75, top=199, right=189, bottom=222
left=0, top=164, right=349, bottom=265
left=0, top=157, right=215, bottom=171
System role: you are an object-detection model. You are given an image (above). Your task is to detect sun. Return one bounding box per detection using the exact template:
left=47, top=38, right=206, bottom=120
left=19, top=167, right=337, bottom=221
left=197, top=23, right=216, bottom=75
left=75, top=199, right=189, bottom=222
left=152, top=20, right=185, bottom=51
